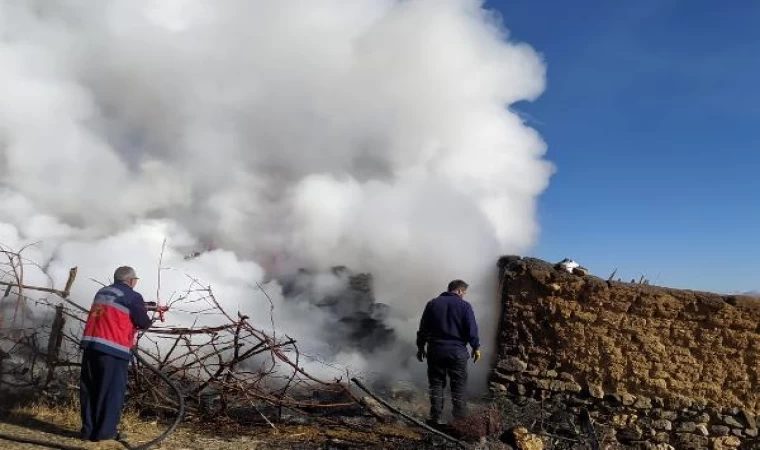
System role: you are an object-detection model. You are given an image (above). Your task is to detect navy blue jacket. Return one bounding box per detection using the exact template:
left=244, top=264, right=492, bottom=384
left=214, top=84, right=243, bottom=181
left=416, top=292, right=480, bottom=350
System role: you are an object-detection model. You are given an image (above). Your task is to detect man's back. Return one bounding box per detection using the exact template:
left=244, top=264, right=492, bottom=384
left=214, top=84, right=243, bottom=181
left=80, top=282, right=151, bottom=359
left=416, top=280, right=480, bottom=423
left=417, top=292, right=480, bottom=350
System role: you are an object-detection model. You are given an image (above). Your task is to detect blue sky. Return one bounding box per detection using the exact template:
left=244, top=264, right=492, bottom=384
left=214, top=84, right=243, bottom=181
left=487, top=0, right=760, bottom=293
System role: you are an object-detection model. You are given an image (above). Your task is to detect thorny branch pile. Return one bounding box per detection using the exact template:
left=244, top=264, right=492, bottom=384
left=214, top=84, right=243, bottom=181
left=0, top=245, right=361, bottom=425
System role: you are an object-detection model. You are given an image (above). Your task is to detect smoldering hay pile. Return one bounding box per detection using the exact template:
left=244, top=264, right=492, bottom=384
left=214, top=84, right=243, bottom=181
left=0, top=0, right=553, bottom=396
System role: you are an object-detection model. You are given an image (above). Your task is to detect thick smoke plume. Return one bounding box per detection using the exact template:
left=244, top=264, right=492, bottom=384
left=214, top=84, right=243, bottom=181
left=0, top=0, right=552, bottom=388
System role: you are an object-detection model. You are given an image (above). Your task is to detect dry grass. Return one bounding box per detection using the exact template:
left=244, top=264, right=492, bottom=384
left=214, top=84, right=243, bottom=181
left=16, top=399, right=143, bottom=432
left=0, top=399, right=425, bottom=449
left=0, top=399, right=161, bottom=450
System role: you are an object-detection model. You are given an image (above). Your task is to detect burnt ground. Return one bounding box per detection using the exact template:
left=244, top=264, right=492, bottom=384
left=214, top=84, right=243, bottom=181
left=0, top=401, right=467, bottom=450
left=0, top=395, right=622, bottom=450
left=0, top=383, right=615, bottom=450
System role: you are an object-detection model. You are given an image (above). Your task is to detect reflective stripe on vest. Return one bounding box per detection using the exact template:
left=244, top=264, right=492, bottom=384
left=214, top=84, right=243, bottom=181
left=80, top=336, right=132, bottom=354
left=82, top=286, right=136, bottom=352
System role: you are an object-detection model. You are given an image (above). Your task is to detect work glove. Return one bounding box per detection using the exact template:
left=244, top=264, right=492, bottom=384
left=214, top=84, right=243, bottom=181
left=472, top=349, right=482, bottom=363
left=416, top=347, right=427, bottom=362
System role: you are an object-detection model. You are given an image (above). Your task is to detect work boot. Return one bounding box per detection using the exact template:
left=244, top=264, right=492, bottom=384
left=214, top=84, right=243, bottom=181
left=115, top=431, right=128, bottom=441
left=425, top=417, right=445, bottom=427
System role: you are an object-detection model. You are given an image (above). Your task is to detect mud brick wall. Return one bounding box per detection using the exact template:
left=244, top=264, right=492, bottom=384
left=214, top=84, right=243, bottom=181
left=490, top=256, right=760, bottom=449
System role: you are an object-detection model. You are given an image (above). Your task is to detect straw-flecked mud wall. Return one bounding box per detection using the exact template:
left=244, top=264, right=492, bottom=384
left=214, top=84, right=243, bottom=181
left=491, top=256, right=760, bottom=449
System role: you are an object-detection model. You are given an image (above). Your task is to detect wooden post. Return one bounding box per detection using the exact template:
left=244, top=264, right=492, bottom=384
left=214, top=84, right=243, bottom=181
left=45, top=304, right=65, bottom=387
left=63, top=267, right=78, bottom=298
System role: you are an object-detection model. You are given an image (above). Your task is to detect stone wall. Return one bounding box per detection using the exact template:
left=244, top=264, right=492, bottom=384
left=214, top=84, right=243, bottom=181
left=490, top=256, right=760, bottom=449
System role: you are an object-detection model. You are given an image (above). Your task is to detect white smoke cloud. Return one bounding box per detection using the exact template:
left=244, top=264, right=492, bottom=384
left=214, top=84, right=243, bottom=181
left=0, top=0, right=553, bottom=389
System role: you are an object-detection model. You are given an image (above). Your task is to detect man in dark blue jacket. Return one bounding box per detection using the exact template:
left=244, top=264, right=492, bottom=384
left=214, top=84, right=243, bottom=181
left=416, top=279, right=481, bottom=424
left=79, top=266, right=152, bottom=442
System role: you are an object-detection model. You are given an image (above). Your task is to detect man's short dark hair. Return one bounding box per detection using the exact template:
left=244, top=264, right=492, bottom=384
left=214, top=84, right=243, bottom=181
left=447, top=279, right=469, bottom=292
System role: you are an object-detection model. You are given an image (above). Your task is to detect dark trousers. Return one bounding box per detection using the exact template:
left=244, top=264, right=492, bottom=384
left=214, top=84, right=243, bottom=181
left=426, top=346, right=469, bottom=421
left=80, top=348, right=129, bottom=441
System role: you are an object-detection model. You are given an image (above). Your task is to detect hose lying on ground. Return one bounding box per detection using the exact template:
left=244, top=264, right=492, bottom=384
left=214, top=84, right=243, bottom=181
left=131, top=347, right=185, bottom=450
left=351, top=377, right=466, bottom=449
left=0, top=433, right=84, bottom=450
left=0, top=347, right=185, bottom=450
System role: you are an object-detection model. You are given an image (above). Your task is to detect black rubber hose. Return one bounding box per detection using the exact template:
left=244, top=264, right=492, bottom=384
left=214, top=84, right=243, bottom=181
left=0, top=433, right=85, bottom=450
left=130, top=347, right=185, bottom=450
left=351, top=377, right=466, bottom=448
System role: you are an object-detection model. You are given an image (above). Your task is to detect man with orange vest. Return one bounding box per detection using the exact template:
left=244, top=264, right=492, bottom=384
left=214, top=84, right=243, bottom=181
left=79, top=266, right=152, bottom=442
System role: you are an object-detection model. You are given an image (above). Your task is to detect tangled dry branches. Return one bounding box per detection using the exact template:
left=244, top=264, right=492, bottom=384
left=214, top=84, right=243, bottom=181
left=0, top=245, right=361, bottom=426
